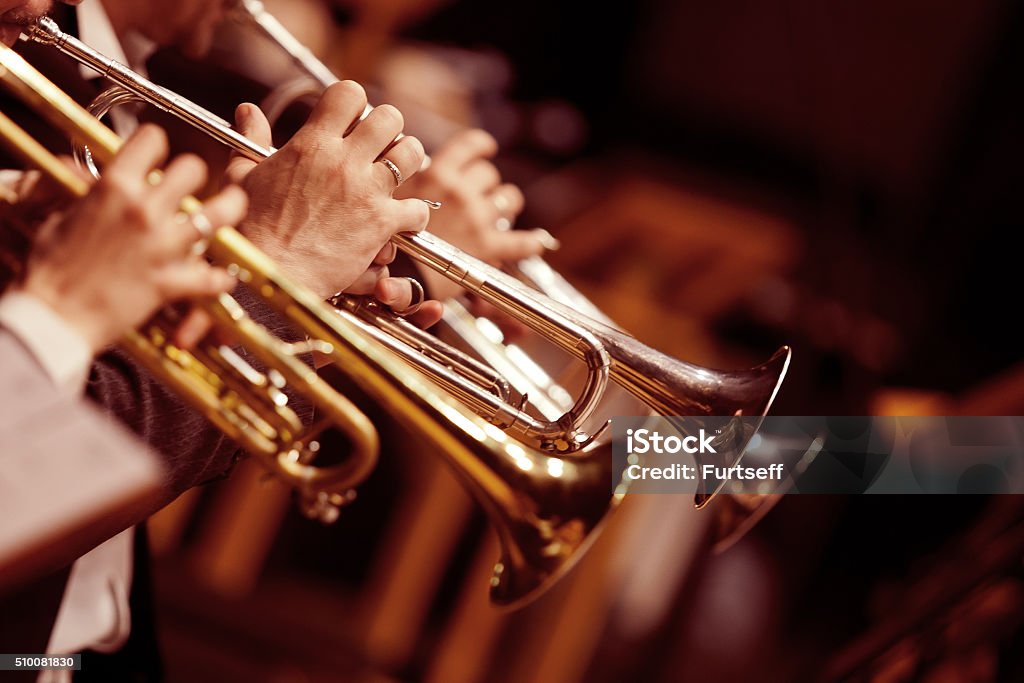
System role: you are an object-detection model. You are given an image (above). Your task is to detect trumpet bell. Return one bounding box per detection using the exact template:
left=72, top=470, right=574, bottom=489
left=479, top=347, right=791, bottom=605
left=563, top=329, right=791, bottom=506
left=486, top=440, right=623, bottom=607
left=14, top=14, right=798, bottom=604
left=707, top=418, right=822, bottom=551
left=591, top=325, right=792, bottom=421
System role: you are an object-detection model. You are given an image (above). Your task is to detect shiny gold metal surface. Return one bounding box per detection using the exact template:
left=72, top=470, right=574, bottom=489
left=22, top=17, right=792, bottom=467
left=0, top=43, right=631, bottom=606
left=0, top=43, right=378, bottom=524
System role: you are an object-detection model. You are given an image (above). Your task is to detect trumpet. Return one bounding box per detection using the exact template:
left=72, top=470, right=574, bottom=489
left=21, top=16, right=792, bottom=472
left=0, top=45, right=377, bottom=524
left=0, top=43, right=630, bottom=607
left=229, top=0, right=629, bottom=324
left=226, top=4, right=803, bottom=524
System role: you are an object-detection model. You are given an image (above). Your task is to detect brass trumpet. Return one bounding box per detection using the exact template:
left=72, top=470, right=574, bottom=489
left=228, top=0, right=641, bottom=325
left=0, top=44, right=629, bottom=607
left=21, top=17, right=792, bottom=469
left=0, top=44, right=377, bottom=524
left=225, top=4, right=800, bottom=524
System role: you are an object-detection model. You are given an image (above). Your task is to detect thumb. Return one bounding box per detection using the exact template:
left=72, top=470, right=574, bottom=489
left=225, top=103, right=273, bottom=184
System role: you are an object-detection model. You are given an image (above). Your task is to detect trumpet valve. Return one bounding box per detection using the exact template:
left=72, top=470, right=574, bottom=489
left=298, top=488, right=356, bottom=524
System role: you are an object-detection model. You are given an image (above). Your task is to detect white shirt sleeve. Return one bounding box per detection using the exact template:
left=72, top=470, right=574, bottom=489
left=0, top=291, right=94, bottom=394
left=0, top=291, right=136, bottom=678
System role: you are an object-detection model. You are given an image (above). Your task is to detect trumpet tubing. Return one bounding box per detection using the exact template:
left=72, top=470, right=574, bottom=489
left=0, top=44, right=379, bottom=523
left=233, top=0, right=339, bottom=90
left=22, top=14, right=790, bottom=492
left=0, top=42, right=628, bottom=606
left=25, top=16, right=617, bottom=453
left=225, top=1, right=795, bottom=518
left=230, top=0, right=635, bottom=321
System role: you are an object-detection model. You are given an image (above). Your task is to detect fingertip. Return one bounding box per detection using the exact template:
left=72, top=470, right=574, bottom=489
left=416, top=300, right=445, bottom=329
left=372, top=103, right=405, bottom=130
left=313, top=80, right=368, bottom=131
left=478, top=130, right=499, bottom=156
left=331, top=80, right=368, bottom=105
left=492, top=232, right=544, bottom=262
left=461, top=128, right=498, bottom=157
left=224, top=157, right=254, bottom=185
left=172, top=309, right=215, bottom=349
left=375, top=277, right=398, bottom=303
left=233, top=103, right=271, bottom=146
left=526, top=235, right=548, bottom=257
left=188, top=267, right=235, bottom=298
left=169, top=153, right=209, bottom=187
left=500, top=183, right=526, bottom=216
left=523, top=241, right=546, bottom=259
left=406, top=198, right=432, bottom=232
left=134, top=122, right=161, bottom=138
left=111, top=123, right=170, bottom=174
left=223, top=183, right=250, bottom=213
left=134, top=123, right=169, bottom=149
left=192, top=155, right=210, bottom=182
left=531, top=228, right=561, bottom=252
left=173, top=321, right=200, bottom=349
left=214, top=269, right=237, bottom=293
left=223, top=182, right=248, bottom=200
left=235, top=103, right=253, bottom=128
left=391, top=199, right=431, bottom=235
left=204, top=184, right=250, bottom=228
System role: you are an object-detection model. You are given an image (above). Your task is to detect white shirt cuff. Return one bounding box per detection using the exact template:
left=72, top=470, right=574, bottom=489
left=0, top=292, right=94, bottom=394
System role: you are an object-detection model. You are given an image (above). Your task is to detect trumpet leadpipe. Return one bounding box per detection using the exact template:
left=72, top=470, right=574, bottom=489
left=23, top=17, right=614, bottom=453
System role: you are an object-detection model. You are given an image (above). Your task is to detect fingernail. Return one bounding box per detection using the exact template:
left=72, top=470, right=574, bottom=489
left=236, top=104, right=251, bottom=128
left=533, top=228, right=561, bottom=251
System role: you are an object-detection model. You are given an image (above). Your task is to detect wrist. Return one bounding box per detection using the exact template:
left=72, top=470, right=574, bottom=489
left=0, top=288, right=99, bottom=393
left=240, top=223, right=348, bottom=299
left=20, top=273, right=109, bottom=354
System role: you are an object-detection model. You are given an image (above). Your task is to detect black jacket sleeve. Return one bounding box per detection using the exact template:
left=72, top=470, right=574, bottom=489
left=86, top=285, right=315, bottom=509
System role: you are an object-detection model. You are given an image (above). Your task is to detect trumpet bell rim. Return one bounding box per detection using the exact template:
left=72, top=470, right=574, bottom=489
left=693, top=345, right=792, bottom=509
left=756, top=345, right=793, bottom=419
